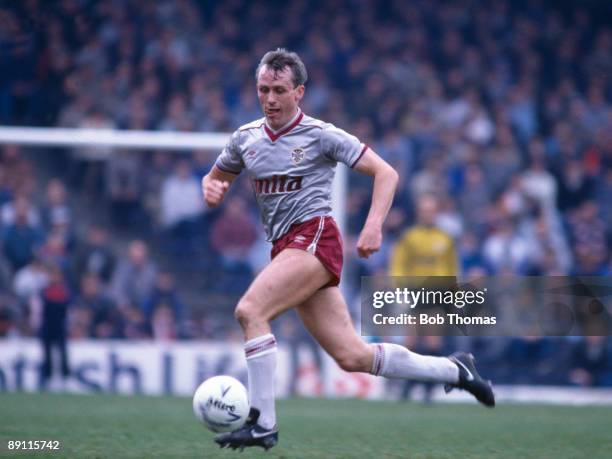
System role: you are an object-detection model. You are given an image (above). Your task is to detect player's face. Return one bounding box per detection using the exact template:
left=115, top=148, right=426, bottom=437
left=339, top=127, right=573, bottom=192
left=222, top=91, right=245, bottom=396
left=417, top=196, right=438, bottom=226
left=257, top=66, right=304, bottom=130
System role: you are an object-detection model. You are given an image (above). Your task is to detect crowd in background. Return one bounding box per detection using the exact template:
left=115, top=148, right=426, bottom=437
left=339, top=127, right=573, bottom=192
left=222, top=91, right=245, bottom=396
left=0, top=146, right=190, bottom=341
left=0, top=0, right=611, bottom=386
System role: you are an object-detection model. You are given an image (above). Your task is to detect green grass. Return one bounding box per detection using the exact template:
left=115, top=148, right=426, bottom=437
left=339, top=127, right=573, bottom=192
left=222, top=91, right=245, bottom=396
left=1, top=394, right=612, bottom=458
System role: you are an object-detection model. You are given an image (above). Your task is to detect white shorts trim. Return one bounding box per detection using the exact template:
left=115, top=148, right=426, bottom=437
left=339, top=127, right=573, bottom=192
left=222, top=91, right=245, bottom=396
left=307, top=216, right=325, bottom=255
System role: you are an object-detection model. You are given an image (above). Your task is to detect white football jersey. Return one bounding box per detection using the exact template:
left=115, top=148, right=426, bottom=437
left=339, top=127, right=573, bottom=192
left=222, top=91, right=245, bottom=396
left=215, top=110, right=366, bottom=241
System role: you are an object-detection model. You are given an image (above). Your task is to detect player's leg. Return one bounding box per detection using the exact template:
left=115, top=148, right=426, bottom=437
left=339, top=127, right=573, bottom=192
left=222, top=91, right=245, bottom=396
left=234, top=248, right=332, bottom=340
left=297, top=287, right=495, bottom=406
left=216, top=248, right=334, bottom=450
left=297, top=287, right=459, bottom=378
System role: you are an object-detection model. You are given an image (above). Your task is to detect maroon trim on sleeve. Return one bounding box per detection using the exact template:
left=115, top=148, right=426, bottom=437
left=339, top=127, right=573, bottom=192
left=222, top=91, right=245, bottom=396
left=350, top=144, right=369, bottom=168
left=264, top=111, right=304, bottom=142
left=216, top=164, right=241, bottom=175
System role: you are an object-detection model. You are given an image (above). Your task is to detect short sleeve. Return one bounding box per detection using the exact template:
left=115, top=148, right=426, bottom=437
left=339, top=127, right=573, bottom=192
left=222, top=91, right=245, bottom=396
left=320, top=124, right=367, bottom=168
left=215, top=130, right=244, bottom=174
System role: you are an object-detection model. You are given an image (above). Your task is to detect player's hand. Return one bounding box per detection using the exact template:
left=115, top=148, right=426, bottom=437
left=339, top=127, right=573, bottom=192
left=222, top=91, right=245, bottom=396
left=357, top=223, right=382, bottom=258
left=202, top=176, right=229, bottom=208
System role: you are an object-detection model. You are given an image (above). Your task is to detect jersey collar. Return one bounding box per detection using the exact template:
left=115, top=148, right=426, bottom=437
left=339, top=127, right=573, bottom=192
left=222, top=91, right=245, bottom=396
left=264, top=109, right=304, bottom=142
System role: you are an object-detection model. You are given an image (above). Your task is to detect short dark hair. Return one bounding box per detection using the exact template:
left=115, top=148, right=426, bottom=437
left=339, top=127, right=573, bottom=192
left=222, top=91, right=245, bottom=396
left=255, top=48, right=308, bottom=88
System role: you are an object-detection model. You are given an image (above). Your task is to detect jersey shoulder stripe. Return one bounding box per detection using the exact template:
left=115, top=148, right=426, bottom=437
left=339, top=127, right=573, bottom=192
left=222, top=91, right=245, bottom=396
left=300, top=114, right=328, bottom=130
left=238, top=118, right=266, bottom=131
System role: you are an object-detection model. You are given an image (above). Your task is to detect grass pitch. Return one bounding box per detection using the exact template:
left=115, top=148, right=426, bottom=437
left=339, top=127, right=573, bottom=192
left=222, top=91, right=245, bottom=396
left=1, top=393, right=612, bottom=458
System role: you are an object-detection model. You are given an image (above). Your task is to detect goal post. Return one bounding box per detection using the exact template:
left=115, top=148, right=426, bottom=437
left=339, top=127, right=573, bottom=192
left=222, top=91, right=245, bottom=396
left=0, top=126, right=229, bottom=151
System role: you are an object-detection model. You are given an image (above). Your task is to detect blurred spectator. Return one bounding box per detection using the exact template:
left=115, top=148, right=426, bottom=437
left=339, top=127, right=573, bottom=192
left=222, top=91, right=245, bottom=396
left=110, top=239, right=157, bottom=307
left=210, top=196, right=257, bottom=292
left=1, top=145, right=35, bottom=197
left=141, top=271, right=184, bottom=324
left=2, top=196, right=44, bottom=271
left=73, top=225, right=116, bottom=284
left=13, top=256, right=48, bottom=301
left=0, top=165, right=12, bottom=207
left=39, top=180, right=76, bottom=253
left=390, top=194, right=458, bottom=277
left=159, top=94, right=194, bottom=132
left=457, top=164, right=491, bottom=234
left=0, top=306, right=14, bottom=336
left=520, top=155, right=557, bottom=211
left=192, top=150, right=215, bottom=179
left=58, top=95, right=94, bottom=129
left=556, top=159, right=595, bottom=213
left=122, top=303, right=151, bottom=339
left=142, top=152, right=173, bottom=228
left=568, top=336, right=612, bottom=387
left=411, top=154, right=447, bottom=198
left=436, top=196, right=464, bottom=239
left=68, top=306, right=92, bottom=340
left=73, top=274, right=122, bottom=339
left=0, top=294, right=18, bottom=337
left=502, top=337, right=562, bottom=384
left=482, top=125, right=521, bottom=195
left=40, top=265, right=72, bottom=389
left=40, top=179, right=72, bottom=232
left=210, top=196, right=257, bottom=262
left=595, top=168, right=612, bottom=229
left=106, top=151, right=143, bottom=228
left=160, top=159, right=205, bottom=257
left=483, top=219, right=531, bottom=274
left=525, top=214, right=572, bottom=275
left=458, top=231, right=486, bottom=274
left=1, top=193, right=40, bottom=227
left=38, top=233, right=71, bottom=275
left=151, top=304, right=178, bottom=341
left=567, top=201, right=608, bottom=275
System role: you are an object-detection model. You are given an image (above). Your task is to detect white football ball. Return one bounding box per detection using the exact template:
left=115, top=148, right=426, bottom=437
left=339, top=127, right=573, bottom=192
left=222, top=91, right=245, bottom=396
left=192, top=375, right=250, bottom=433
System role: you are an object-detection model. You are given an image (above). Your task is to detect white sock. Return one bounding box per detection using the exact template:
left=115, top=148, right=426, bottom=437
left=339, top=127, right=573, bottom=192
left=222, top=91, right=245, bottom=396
left=244, top=333, right=277, bottom=429
left=371, top=343, right=459, bottom=383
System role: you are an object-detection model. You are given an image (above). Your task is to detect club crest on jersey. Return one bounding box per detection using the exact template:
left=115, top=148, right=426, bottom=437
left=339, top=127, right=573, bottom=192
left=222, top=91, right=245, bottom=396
left=291, top=148, right=305, bottom=165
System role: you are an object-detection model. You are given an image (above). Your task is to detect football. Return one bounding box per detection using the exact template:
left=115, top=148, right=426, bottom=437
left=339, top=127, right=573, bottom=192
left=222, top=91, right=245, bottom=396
left=192, top=376, right=250, bottom=433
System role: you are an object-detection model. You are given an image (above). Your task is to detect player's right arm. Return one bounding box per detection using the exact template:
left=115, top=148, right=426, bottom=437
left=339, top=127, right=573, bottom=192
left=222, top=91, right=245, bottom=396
left=202, top=165, right=237, bottom=208
left=204, top=129, right=244, bottom=207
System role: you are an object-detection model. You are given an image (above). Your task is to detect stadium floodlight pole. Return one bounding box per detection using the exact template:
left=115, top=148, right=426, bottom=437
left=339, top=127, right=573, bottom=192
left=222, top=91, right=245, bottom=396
left=0, top=125, right=348, bottom=234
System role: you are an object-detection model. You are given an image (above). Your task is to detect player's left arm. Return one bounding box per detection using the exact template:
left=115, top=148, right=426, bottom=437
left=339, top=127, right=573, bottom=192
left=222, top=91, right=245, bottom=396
left=353, top=147, right=399, bottom=258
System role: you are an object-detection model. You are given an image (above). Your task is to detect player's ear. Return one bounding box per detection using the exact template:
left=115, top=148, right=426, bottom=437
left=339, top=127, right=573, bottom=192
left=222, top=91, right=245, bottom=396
left=295, top=84, right=305, bottom=102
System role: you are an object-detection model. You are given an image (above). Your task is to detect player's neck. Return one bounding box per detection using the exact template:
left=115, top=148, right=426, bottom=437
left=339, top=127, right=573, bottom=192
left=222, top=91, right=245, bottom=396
left=265, top=108, right=301, bottom=133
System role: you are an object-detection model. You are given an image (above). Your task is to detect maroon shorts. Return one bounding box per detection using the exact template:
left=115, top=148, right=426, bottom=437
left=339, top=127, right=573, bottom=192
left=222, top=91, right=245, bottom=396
left=271, top=216, right=343, bottom=287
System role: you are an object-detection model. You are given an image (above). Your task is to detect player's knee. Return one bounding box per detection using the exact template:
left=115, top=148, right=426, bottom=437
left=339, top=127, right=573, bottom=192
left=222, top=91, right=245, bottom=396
left=335, top=349, right=370, bottom=373
left=234, top=302, right=252, bottom=328
left=234, top=297, right=263, bottom=329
